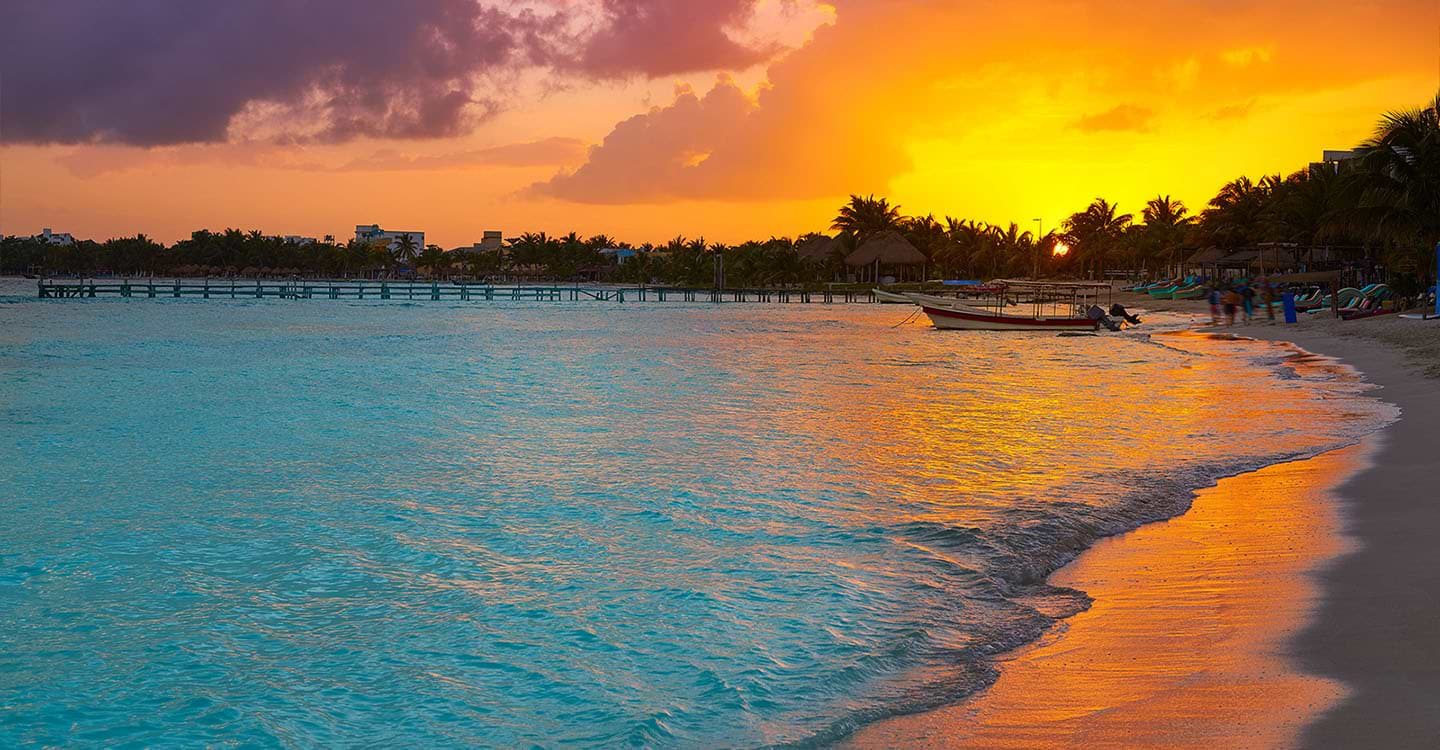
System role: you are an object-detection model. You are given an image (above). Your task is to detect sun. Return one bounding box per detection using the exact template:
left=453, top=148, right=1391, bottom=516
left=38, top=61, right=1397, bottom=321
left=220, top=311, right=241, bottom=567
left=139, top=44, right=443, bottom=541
left=1052, top=242, right=1071, bottom=258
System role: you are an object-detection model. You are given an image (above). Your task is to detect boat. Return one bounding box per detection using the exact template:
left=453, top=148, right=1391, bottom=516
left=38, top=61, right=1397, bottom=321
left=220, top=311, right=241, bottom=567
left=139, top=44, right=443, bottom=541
left=903, top=292, right=1009, bottom=311
left=1163, top=285, right=1206, bottom=300
left=875, top=288, right=1002, bottom=305
left=912, top=280, right=1119, bottom=332
left=918, top=303, right=1100, bottom=331
left=872, top=289, right=915, bottom=304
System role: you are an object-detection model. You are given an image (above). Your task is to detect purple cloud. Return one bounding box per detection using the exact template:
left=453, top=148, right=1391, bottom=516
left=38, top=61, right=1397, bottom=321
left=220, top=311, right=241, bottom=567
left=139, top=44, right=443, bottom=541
left=0, top=1, right=785, bottom=146
left=556, top=0, right=773, bottom=77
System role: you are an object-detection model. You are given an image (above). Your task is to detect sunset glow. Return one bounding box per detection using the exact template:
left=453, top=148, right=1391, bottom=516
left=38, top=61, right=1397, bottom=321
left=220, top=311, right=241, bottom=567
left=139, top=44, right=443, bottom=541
left=5, top=4, right=1439, bottom=746
left=2, top=1, right=1437, bottom=247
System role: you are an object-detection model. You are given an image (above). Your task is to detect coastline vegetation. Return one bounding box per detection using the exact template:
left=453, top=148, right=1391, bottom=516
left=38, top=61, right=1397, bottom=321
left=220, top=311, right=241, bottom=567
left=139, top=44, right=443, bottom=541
left=4, top=91, right=1434, bottom=289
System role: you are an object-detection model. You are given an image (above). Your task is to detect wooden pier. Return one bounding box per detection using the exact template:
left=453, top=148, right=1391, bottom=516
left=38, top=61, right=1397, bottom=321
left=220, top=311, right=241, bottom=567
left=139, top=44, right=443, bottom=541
left=36, top=279, right=884, bottom=304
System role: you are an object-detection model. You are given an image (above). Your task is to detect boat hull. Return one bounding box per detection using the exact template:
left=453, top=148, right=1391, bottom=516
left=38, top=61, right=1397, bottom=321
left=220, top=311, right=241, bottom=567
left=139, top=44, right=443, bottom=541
left=1166, top=285, right=1206, bottom=300
left=872, top=289, right=914, bottom=304
left=920, top=304, right=1099, bottom=331
left=903, top=293, right=1012, bottom=313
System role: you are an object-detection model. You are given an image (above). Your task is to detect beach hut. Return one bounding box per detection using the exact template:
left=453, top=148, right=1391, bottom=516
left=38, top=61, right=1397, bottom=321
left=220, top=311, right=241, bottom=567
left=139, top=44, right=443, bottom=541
left=796, top=235, right=845, bottom=263
left=845, top=230, right=926, bottom=283
left=1184, top=246, right=1228, bottom=278
left=1250, top=247, right=1299, bottom=274
left=1218, top=247, right=1299, bottom=275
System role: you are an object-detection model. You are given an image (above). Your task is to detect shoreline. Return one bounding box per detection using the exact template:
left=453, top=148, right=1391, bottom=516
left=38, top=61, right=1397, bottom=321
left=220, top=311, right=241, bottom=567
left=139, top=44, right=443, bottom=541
left=1234, top=317, right=1440, bottom=747
left=845, top=303, right=1439, bottom=748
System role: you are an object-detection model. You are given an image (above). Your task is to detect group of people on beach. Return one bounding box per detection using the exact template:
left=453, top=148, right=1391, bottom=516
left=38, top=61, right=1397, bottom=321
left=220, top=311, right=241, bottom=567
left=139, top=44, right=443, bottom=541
left=1208, top=279, right=1280, bottom=326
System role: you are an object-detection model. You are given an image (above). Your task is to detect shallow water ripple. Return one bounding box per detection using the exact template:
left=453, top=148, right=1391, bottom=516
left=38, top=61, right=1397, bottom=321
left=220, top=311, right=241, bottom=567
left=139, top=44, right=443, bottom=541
left=0, top=291, right=1393, bottom=747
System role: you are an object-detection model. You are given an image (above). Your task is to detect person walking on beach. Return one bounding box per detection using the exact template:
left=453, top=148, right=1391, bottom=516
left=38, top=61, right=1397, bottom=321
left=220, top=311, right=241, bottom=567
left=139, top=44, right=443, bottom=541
left=1209, top=286, right=1223, bottom=326
left=1261, top=279, right=1276, bottom=321
left=1240, top=281, right=1256, bottom=322
left=1221, top=287, right=1241, bottom=326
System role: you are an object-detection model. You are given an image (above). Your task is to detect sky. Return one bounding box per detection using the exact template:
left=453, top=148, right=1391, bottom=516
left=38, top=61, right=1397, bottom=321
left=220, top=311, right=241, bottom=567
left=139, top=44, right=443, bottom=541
left=1, top=0, right=1437, bottom=247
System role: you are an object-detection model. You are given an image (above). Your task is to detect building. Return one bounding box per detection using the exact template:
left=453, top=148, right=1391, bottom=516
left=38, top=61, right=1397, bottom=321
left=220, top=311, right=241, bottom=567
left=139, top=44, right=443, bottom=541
left=451, top=231, right=504, bottom=255
left=30, top=228, right=75, bottom=245
left=355, top=224, right=425, bottom=253
left=599, top=247, right=637, bottom=263
left=266, top=234, right=317, bottom=245
left=1310, top=149, right=1356, bottom=174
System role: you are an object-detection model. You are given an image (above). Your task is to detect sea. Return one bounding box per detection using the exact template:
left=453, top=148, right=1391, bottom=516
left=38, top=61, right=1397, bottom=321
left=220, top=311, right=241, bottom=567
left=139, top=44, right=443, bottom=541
left=0, top=279, right=1397, bottom=748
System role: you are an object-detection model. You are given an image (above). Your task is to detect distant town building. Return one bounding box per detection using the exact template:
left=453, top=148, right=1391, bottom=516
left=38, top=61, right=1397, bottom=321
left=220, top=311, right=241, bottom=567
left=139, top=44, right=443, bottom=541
left=452, top=231, right=505, bottom=255
left=355, top=224, right=425, bottom=253
left=266, top=234, right=317, bottom=245
left=1310, top=149, right=1357, bottom=174
left=30, top=228, right=75, bottom=245
left=599, top=247, right=637, bottom=263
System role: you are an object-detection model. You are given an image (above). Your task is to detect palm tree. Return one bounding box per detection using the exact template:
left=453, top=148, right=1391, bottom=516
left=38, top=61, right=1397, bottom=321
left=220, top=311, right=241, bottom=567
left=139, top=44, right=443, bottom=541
left=1202, top=175, right=1281, bottom=249
left=392, top=233, right=419, bottom=277
left=1347, top=89, right=1440, bottom=278
left=1141, top=195, right=1194, bottom=273
left=418, top=244, right=446, bottom=278
left=991, top=222, right=1034, bottom=276
left=1142, top=195, right=1189, bottom=227
left=942, top=218, right=991, bottom=278
left=832, top=194, right=904, bottom=246
left=506, top=232, right=551, bottom=274
left=1063, top=199, right=1132, bottom=278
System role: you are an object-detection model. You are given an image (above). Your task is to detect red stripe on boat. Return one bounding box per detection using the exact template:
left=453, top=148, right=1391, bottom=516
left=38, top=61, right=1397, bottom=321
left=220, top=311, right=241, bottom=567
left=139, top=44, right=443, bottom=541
left=921, top=305, right=1098, bottom=328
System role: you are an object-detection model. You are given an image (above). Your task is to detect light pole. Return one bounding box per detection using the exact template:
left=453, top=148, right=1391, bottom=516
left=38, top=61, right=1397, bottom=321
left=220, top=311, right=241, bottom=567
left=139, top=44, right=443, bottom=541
left=1032, top=218, right=1043, bottom=279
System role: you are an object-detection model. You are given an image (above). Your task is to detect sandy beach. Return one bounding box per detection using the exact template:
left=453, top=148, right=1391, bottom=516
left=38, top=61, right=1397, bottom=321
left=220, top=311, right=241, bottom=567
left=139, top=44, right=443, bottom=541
left=846, top=296, right=1440, bottom=749
left=1236, top=313, right=1440, bottom=748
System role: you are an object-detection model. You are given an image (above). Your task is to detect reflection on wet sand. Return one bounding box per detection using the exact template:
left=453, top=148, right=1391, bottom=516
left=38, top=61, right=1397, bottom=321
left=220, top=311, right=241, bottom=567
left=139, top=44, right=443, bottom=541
left=845, top=440, right=1372, bottom=749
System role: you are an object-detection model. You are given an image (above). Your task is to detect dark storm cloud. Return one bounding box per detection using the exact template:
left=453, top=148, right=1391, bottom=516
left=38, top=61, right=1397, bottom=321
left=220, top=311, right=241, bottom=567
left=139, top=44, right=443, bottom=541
left=0, top=1, right=779, bottom=146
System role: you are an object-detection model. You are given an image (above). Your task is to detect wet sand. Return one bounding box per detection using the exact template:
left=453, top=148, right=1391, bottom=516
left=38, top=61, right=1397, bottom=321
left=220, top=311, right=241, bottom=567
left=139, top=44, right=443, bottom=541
left=845, top=442, right=1371, bottom=749
left=1236, top=316, right=1440, bottom=748
left=846, top=299, right=1440, bottom=749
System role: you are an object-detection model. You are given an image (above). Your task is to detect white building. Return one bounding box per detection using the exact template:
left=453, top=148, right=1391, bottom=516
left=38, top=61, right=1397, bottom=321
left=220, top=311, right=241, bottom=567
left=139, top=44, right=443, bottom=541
left=31, top=228, right=75, bottom=245
left=266, top=234, right=317, bottom=245
left=1311, top=150, right=1357, bottom=174
left=355, top=224, right=425, bottom=254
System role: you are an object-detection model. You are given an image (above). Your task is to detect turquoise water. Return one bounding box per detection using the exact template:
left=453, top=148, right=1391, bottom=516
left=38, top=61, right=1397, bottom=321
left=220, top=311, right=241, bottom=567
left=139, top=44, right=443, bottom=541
left=0, top=281, right=1394, bottom=747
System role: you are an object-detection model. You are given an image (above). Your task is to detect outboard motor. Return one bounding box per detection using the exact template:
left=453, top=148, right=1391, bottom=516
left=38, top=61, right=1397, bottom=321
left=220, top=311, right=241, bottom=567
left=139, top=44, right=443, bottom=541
left=1109, top=303, right=1142, bottom=325
left=1086, top=305, right=1123, bottom=331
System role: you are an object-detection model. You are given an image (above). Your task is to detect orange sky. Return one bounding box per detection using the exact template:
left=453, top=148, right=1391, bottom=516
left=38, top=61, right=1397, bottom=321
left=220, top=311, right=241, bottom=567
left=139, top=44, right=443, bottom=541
left=2, top=0, right=1436, bottom=247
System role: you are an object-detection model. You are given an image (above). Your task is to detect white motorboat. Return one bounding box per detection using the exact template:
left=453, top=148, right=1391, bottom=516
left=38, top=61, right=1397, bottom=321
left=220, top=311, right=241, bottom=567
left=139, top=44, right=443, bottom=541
left=918, top=303, right=1100, bottom=331
left=872, top=289, right=915, bottom=304
left=909, top=280, right=1120, bottom=332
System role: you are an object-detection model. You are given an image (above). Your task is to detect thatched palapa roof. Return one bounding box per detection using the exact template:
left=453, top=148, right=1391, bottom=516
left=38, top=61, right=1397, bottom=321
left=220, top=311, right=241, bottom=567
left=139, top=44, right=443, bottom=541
left=1184, top=246, right=1227, bottom=265
left=844, top=230, right=926, bottom=267
left=1239, top=248, right=1299, bottom=270
left=796, top=235, right=845, bottom=261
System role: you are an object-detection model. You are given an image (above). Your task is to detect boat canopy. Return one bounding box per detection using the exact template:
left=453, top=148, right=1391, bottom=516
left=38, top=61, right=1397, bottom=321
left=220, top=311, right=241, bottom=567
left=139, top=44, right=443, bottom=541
left=993, top=279, right=1114, bottom=289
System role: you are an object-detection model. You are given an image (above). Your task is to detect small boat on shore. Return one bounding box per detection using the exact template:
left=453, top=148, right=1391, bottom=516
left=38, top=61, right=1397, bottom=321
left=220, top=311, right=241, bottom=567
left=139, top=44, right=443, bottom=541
left=873, top=289, right=915, bottom=304
left=918, top=302, right=1101, bottom=330
left=906, top=280, right=1123, bottom=332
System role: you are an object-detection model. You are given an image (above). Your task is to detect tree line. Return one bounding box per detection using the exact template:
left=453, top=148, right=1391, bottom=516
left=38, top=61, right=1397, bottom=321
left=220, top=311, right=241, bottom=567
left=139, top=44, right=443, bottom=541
left=4, top=90, right=1435, bottom=288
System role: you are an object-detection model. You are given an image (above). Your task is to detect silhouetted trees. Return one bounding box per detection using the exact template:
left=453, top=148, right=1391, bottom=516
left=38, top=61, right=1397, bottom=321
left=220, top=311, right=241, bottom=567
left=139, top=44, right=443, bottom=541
left=5, top=90, right=1436, bottom=286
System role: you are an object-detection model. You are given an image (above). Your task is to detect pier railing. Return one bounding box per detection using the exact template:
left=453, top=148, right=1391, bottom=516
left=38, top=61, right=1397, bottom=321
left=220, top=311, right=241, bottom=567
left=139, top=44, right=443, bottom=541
left=36, top=279, right=883, bottom=304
